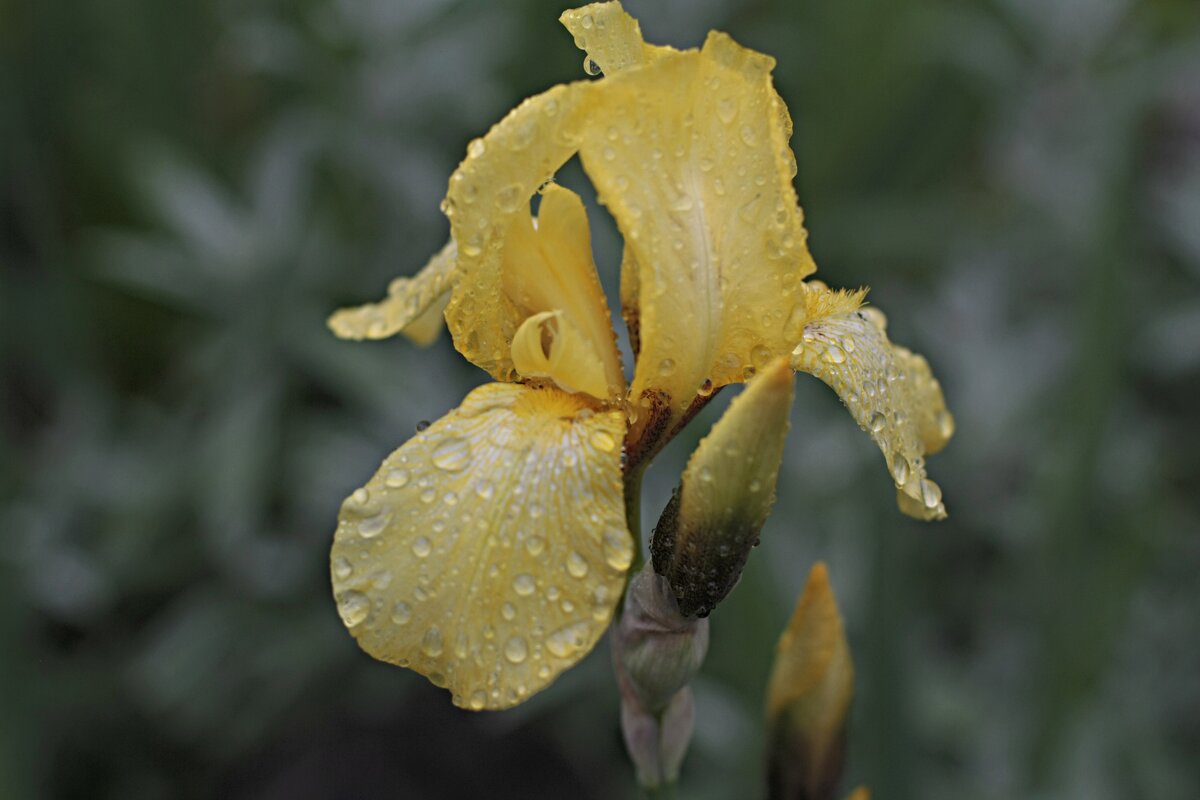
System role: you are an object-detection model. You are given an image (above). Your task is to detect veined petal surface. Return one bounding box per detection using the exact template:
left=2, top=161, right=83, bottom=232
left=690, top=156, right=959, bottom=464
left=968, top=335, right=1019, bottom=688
left=330, top=383, right=634, bottom=710
left=790, top=285, right=954, bottom=520
left=574, top=29, right=817, bottom=445
left=328, top=240, right=455, bottom=346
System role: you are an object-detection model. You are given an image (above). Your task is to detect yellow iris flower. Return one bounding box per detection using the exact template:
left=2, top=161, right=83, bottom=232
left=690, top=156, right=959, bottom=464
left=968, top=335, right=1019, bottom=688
left=328, top=2, right=953, bottom=711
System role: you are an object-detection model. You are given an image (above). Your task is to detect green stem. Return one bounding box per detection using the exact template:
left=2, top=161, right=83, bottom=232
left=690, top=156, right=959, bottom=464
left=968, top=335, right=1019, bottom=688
left=644, top=782, right=678, bottom=800
left=624, top=462, right=647, bottom=573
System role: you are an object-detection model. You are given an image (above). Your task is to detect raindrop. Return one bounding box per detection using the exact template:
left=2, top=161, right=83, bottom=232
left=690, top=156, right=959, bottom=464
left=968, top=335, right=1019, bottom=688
left=751, top=345, right=772, bottom=370
left=659, top=358, right=676, bottom=375
left=583, top=56, right=602, bottom=76
left=545, top=622, right=591, bottom=658
left=419, top=488, right=437, bottom=504
left=717, top=97, right=738, bottom=124
left=698, top=466, right=714, bottom=482
left=869, top=412, right=887, bottom=433
left=475, top=480, right=495, bottom=500
left=739, top=124, right=758, bottom=147
left=529, top=502, right=544, bottom=519
left=496, top=184, right=522, bottom=213
left=920, top=479, right=943, bottom=510
left=468, top=690, right=487, bottom=710
left=935, top=410, right=955, bottom=440
left=890, top=454, right=910, bottom=486
left=411, top=536, right=432, bottom=558
left=603, top=528, right=633, bottom=571
left=337, top=592, right=370, bottom=628
left=391, top=601, right=412, bottom=625
left=504, top=636, right=529, bottom=664
left=467, top=138, right=486, bottom=158
left=525, top=535, right=546, bottom=556
left=513, top=573, right=536, bottom=596
left=590, top=430, right=617, bottom=452
left=350, top=488, right=369, bottom=506
left=501, top=602, right=516, bottom=621
left=385, top=468, right=411, bottom=488
left=566, top=551, right=590, bottom=578
left=332, top=557, right=353, bottom=581
left=698, top=379, right=714, bottom=397
left=421, top=626, right=444, bottom=657
left=431, top=437, right=472, bottom=471
left=823, top=345, right=846, bottom=365
left=358, top=514, right=388, bottom=539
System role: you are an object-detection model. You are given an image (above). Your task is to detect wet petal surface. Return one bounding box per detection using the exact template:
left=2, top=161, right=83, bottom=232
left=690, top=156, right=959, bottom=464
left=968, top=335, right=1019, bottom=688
left=790, top=285, right=954, bottom=520
left=330, top=382, right=633, bottom=710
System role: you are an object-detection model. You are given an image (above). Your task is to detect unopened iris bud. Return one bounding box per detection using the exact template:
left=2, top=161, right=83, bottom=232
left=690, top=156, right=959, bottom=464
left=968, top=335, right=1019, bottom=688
left=765, top=563, right=855, bottom=800
left=651, top=358, right=794, bottom=617
left=612, top=566, right=708, bottom=787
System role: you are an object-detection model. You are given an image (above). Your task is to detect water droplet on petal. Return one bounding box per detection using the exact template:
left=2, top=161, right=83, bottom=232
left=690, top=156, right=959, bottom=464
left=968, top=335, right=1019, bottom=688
left=337, top=591, right=370, bottom=627
left=467, top=138, right=486, bottom=158
left=545, top=622, right=591, bottom=659
left=566, top=551, right=589, bottom=578
left=869, top=412, right=887, bottom=433
left=583, top=56, right=602, bottom=76
left=419, top=488, right=437, bottom=504
left=525, top=535, right=546, bottom=556
left=589, top=430, right=616, bottom=452
left=501, top=602, right=516, bottom=621
left=659, top=358, right=676, bottom=375
left=513, top=573, right=536, bottom=596
left=421, top=626, right=444, bottom=657
left=504, top=636, right=528, bottom=664
left=717, top=97, right=738, bottom=124
left=891, top=454, right=910, bottom=486
left=391, top=601, right=412, bottom=625
left=474, top=479, right=495, bottom=500
left=468, top=689, right=487, bottom=710
left=824, top=345, right=846, bottom=364
left=358, top=513, right=388, bottom=538
left=411, top=536, right=432, bottom=558
left=432, top=437, right=472, bottom=471
left=920, top=478, right=943, bottom=509
left=332, top=557, right=353, bottom=581
left=602, top=528, right=632, bottom=571
left=385, top=468, right=411, bottom=488
left=698, top=379, right=714, bottom=397
left=751, top=345, right=772, bottom=369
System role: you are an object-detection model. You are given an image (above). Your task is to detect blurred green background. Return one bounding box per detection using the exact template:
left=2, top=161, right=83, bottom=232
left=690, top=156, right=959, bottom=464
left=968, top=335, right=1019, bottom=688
left=3, top=0, right=1199, bottom=798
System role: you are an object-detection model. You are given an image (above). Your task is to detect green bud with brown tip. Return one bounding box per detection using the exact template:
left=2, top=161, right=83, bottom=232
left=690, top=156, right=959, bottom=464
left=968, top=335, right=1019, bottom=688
left=651, top=358, right=794, bottom=617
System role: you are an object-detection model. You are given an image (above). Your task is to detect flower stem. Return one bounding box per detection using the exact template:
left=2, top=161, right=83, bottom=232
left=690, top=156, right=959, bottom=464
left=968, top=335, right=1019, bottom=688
left=624, top=463, right=647, bottom=574
left=644, top=782, right=678, bottom=800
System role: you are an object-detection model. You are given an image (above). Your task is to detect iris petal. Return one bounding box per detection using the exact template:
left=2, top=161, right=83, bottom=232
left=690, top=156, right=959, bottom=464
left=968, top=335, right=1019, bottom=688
left=573, top=29, right=817, bottom=449
left=330, top=382, right=633, bottom=710
left=789, top=285, right=953, bottom=520
left=327, top=240, right=455, bottom=346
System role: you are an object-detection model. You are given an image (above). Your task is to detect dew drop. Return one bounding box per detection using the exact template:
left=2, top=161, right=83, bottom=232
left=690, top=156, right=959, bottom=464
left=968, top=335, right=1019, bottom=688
left=528, top=502, right=544, bottom=520
left=739, top=123, right=758, bottom=146
left=431, top=437, right=472, bottom=471
left=411, top=536, right=432, bottom=558
left=467, top=138, right=486, bottom=158
left=501, top=602, right=516, bottom=621
left=337, top=591, right=370, bottom=628
left=496, top=184, right=522, bottom=213
left=659, top=358, right=676, bottom=375
left=824, top=345, right=846, bottom=364
left=385, top=468, right=411, bottom=488
left=475, top=479, right=495, bottom=500
left=717, top=97, right=738, bottom=124
left=748, top=479, right=762, bottom=493
left=545, top=622, right=591, bottom=659
left=920, top=478, right=943, bottom=510
left=513, top=573, right=536, bottom=596
left=332, top=556, right=353, bottom=581
left=391, top=601, right=412, bottom=625
left=891, top=454, right=911, bottom=486
left=870, top=412, right=887, bottom=433
left=525, top=535, right=546, bottom=556
left=468, top=690, right=487, bottom=710
left=350, top=488, right=369, bottom=506
left=421, top=626, right=444, bottom=657
left=419, top=488, right=437, bottom=504
left=751, top=344, right=772, bottom=370
left=566, top=551, right=590, bottom=578
left=504, top=636, right=529, bottom=664
left=936, top=409, right=955, bottom=440
left=698, top=466, right=714, bottom=483
left=698, top=379, right=714, bottom=397
left=603, top=528, right=633, bottom=571
left=358, top=514, right=388, bottom=538
left=589, top=430, right=616, bottom=452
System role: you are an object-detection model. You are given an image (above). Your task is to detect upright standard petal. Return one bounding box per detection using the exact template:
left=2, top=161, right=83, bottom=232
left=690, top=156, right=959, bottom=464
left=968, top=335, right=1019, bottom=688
left=328, top=240, right=456, bottom=346
left=573, top=28, right=817, bottom=451
left=789, top=284, right=954, bottom=520
left=330, top=383, right=634, bottom=710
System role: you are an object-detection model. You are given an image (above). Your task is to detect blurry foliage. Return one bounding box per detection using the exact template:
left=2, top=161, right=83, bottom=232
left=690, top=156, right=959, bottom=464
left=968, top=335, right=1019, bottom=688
left=2, top=0, right=1199, bottom=798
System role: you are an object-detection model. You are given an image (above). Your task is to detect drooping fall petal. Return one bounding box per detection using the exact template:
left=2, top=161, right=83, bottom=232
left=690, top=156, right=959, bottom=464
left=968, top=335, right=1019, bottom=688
left=327, top=240, right=455, bottom=345
left=789, top=284, right=954, bottom=520
left=330, top=382, right=634, bottom=710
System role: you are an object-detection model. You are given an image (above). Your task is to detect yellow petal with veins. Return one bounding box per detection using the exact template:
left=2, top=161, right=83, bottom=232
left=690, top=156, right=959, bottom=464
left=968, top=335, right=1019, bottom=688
left=573, top=28, right=817, bottom=448
left=511, top=311, right=611, bottom=400
left=789, top=284, right=954, bottom=520
left=330, top=382, right=633, bottom=710
left=327, top=240, right=455, bottom=346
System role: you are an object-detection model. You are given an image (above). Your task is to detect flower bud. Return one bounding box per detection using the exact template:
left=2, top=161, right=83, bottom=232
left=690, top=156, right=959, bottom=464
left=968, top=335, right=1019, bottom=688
left=651, top=358, right=794, bottom=617
left=612, top=566, right=708, bottom=788
left=765, top=563, right=855, bottom=800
